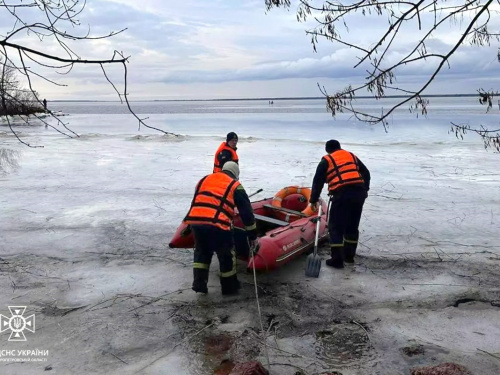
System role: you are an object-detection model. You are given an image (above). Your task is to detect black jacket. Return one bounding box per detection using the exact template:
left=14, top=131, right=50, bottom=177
left=217, top=147, right=238, bottom=169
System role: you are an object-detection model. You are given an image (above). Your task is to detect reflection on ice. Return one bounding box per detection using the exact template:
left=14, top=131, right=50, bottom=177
left=0, top=147, right=21, bottom=174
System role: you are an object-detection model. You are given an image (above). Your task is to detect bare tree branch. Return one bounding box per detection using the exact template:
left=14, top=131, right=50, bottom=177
left=1, top=0, right=177, bottom=146
left=266, top=0, right=500, bottom=151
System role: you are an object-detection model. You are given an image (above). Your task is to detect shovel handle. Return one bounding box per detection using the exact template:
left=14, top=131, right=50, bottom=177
left=313, top=204, right=322, bottom=253
left=248, top=188, right=263, bottom=198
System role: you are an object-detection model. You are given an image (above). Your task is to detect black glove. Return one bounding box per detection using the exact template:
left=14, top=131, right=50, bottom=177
left=249, top=239, right=260, bottom=254
left=247, top=229, right=257, bottom=242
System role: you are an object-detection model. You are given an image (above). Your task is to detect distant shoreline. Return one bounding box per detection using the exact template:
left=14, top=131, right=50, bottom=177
left=50, top=94, right=480, bottom=103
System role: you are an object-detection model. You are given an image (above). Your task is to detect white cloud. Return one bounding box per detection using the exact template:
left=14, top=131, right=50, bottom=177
left=3, top=0, right=498, bottom=100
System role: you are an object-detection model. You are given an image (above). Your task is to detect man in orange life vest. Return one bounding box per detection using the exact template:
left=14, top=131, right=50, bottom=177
left=183, top=161, right=257, bottom=295
left=213, top=132, right=239, bottom=173
left=309, top=140, right=370, bottom=269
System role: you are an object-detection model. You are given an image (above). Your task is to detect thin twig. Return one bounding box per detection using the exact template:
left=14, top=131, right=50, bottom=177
left=128, top=288, right=192, bottom=312
left=103, top=350, right=128, bottom=365
left=351, top=320, right=371, bottom=345
left=137, top=322, right=215, bottom=372
left=477, top=348, right=500, bottom=361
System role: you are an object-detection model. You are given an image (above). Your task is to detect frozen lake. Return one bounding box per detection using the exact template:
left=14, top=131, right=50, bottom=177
left=1, top=97, right=499, bottom=374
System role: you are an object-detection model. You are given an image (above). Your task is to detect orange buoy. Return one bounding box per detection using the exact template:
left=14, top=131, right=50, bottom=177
left=271, top=186, right=314, bottom=222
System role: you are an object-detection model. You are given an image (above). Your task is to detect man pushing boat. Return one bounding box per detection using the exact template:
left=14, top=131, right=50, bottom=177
left=183, top=161, right=258, bottom=295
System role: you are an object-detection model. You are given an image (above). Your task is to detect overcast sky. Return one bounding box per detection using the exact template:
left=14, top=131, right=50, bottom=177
left=3, top=0, right=500, bottom=100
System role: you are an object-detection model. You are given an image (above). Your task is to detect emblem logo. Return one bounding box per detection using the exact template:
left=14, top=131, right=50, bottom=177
left=0, top=306, right=35, bottom=341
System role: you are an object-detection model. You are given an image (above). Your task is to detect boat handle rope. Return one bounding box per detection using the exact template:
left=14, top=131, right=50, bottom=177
left=249, top=242, right=271, bottom=372
left=269, top=219, right=314, bottom=237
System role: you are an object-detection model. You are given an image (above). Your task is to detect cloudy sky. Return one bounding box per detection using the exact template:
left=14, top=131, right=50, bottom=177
left=2, top=0, right=500, bottom=100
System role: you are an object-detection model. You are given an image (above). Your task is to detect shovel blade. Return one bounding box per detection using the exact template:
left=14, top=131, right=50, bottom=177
left=305, top=253, right=322, bottom=277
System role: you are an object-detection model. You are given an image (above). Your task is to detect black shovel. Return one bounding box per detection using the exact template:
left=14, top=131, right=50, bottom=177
left=305, top=204, right=322, bottom=277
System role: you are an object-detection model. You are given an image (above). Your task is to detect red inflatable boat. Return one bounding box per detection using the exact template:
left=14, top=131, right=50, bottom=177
left=169, top=187, right=329, bottom=271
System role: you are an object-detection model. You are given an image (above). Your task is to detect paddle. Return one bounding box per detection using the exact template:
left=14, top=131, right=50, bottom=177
left=248, top=188, right=263, bottom=199
left=305, top=204, right=322, bottom=278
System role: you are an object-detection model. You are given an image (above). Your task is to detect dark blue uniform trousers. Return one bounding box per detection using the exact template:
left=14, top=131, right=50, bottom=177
left=328, top=187, right=366, bottom=266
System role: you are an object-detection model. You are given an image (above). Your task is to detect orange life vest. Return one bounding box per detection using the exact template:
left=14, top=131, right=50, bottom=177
left=184, top=172, right=241, bottom=231
left=213, top=142, right=239, bottom=173
left=324, top=150, right=365, bottom=193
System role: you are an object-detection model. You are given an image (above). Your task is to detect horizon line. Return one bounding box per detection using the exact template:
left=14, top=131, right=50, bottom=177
left=48, top=93, right=480, bottom=103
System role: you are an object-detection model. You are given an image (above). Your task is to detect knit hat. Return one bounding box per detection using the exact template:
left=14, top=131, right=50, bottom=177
left=325, top=139, right=341, bottom=153
left=222, top=161, right=240, bottom=180
left=226, top=132, right=238, bottom=142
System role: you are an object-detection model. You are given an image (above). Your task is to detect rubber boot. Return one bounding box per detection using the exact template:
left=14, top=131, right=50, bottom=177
left=192, top=268, right=209, bottom=294
left=326, top=258, right=344, bottom=268
left=344, top=241, right=357, bottom=264
left=326, top=247, right=344, bottom=269
left=220, top=275, right=240, bottom=295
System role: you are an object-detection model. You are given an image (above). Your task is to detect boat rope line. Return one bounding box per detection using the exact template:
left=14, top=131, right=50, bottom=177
left=269, top=220, right=310, bottom=237
left=250, top=249, right=271, bottom=371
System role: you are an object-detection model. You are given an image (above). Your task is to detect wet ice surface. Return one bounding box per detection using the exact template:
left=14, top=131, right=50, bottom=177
left=1, top=100, right=500, bottom=374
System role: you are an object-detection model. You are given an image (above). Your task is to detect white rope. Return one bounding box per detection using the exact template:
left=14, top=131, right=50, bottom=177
left=326, top=197, right=332, bottom=225
left=250, top=249, right=271, bottom=372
